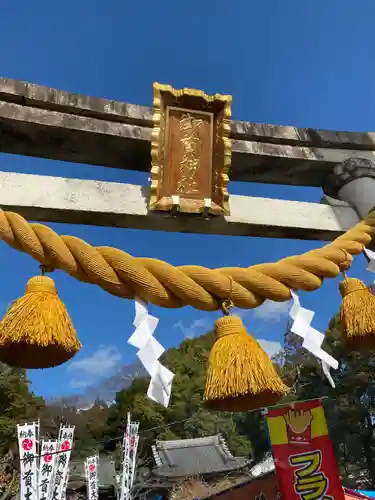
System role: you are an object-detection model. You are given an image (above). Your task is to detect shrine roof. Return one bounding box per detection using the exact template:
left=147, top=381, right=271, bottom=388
left=152, top=434, right=251, bottom=478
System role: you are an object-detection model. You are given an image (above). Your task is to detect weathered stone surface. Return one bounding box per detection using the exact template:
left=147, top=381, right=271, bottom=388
left=231, top=120, right=375, bottom=149
left=0, top=170, right=359, bottom=240
left=2, top=77, right=375, bottom=149
left=2, top=77, right=375, bottom=186
left=0, top=77, right=152, bottom=125
left=321, top=158, right=375, bottom=219
left=0, top=100, right=151, bottom=169
left=323, top=157, right=375, bottom=197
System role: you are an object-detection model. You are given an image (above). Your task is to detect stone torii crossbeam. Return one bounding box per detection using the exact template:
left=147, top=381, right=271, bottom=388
left=0, top=77, right=373, bottom=241
left=1, top=77, right=375, bottom=411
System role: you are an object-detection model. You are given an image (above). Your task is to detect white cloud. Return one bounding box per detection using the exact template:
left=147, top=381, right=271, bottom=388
left=258, top=339, right=283, bottom=358
left=173, top=317, right=210, bottom=339
left=68, top=345, right=121, bottom=389
left=252, top=299, right=291, bottom=322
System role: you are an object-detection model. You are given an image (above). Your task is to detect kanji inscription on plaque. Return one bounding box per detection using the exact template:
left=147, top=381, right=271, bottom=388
left=149, top=83, right=232, bottom=215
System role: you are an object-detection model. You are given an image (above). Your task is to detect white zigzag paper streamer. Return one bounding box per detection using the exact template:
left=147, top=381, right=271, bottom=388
left=288, top=244, right=375, bottom=387
left=289, top=292, right=338, bottom=388
left=128, top=298, right=174, bottom=407
left=364, top=248, right=375, bottom=273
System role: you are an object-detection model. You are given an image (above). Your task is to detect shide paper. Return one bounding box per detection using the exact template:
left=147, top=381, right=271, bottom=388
left=364, top=248, right=375, bottom=273
left=289, top=291, right=338, bottom=388
left=128, top=298, right=174, bottom=407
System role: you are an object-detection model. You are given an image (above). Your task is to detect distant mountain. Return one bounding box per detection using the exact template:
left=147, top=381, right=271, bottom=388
left=85, top=360, right=146, bottom=402
left=50, top=361, right=147, bottom=409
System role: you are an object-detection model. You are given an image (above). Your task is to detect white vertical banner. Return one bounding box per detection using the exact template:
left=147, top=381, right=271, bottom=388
left=17, top=422, right=38, bottom=500
left=39, top=440, right=58, bottom=500
left=120, top=413, right=139, bottom=500
left=34, top=419, right=40, bottom=500
left=62, top=470, right=69, bottom=500
left=50, top=425, right=74, bottom=500
left=35, top=420, right=41, bottom=488
left=85, top=456, right=99, bottom=500
left=119, top=415, right=130, bottom=500
left=129, top=424, right=139, bottom=493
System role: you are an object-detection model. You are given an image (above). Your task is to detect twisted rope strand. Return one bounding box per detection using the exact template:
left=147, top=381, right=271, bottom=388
left=0, top=209, right=374, bottom=311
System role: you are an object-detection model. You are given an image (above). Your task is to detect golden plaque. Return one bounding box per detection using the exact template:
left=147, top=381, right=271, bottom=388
left=149, top=82, right=232, bottom=215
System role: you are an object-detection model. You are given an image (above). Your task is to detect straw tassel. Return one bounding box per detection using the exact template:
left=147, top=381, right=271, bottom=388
left=0, top=275, right=81, bottom=369
left=203, top=315, right=288, bottom=412
left=340, top=276, right=375, bottom=348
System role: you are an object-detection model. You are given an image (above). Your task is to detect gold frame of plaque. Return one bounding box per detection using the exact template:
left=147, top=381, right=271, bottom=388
left=149, top=82, right=232, bottom=215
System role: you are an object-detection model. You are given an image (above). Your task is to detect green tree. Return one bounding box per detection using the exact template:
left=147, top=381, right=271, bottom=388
left=278, top=314, right=375, bottom=489
left=102, top=332, right=261, bottom=461
left=0, top=363, right=44, bottom=453
left=41, top=399, right=110, bottom=458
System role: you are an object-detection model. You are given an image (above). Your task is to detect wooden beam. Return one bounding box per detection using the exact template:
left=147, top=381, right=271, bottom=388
left=1, top=77, right=375, bottom=187
left=0, top=171, right=359, bottom=240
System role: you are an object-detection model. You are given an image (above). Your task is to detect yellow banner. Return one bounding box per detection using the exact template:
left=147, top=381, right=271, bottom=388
left=267, top=406, right=328, bottom=446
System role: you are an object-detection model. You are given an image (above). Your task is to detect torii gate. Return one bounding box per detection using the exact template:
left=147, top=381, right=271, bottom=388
left=0, top=76, right=373, bottom=238
left=0, top=77, right=374, bottom=412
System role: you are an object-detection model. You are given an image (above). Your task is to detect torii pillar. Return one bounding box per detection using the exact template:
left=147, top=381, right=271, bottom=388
left=324, top=157, right=375, bottom=219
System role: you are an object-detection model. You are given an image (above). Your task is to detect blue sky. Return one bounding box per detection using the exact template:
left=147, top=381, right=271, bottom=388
left=0, top=0, right=375, bottom=398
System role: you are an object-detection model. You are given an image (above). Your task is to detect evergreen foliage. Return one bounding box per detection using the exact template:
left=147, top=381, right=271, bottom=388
left=3, top=314, right=375, bottom=489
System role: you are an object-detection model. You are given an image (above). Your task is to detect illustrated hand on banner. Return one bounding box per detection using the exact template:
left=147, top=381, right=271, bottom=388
left=265, top=400, right=345, bottom=500
left=128, top=298, right=174, bottom=407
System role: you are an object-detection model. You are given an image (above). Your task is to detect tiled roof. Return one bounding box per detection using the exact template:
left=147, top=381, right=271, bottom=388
left=152, top=434, right=251, bottom=478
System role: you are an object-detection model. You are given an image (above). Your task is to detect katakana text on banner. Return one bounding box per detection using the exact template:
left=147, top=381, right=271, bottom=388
left=265, top=400, right=344, bottom=500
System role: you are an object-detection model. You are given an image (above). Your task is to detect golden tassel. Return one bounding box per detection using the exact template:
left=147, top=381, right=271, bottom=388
left=0, top=274, right=81, bottom=369
left=203, top=314, right=288, bottom=412
left=340, top=276, right=375, bottom=349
